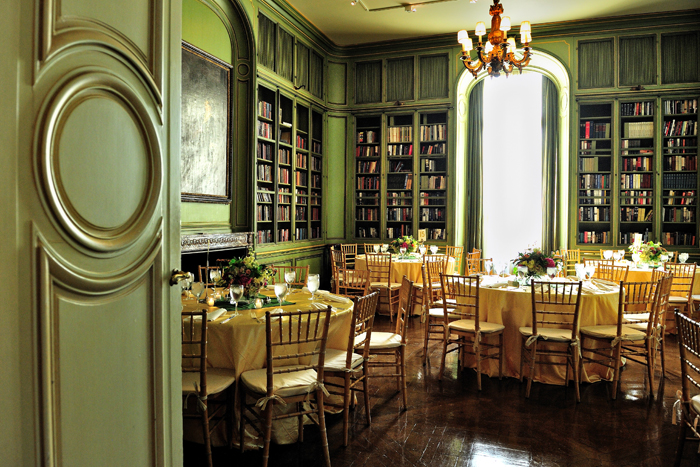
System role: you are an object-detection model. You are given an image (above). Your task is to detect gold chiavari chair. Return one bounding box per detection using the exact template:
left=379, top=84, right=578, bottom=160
left=563, top=249, right=581, bottom=276
left=330, top=248, right=346, bottom=293
left=336, top=268, right=370, bottom=298
left=582, top=258, right=613, bottom=279
left=271, top=264, right=310, bottom=287
left=466, top=258, right=494, bottom=276
left=198, top=265, right=222, bottom=288
left=366, top=253, right=401, bottom=321
left=421, top=256, right=454, bottom=365
left=665, top=262, right=697, bottom=319
left=673, top=311, right=700, bottom=466
left=341, top=243, right=358, bottom=269
left=438, top=274, right=504, bottom=390
left=445, top=245, right=464, bottom=274
left=596, top=262, right=629, bottom=282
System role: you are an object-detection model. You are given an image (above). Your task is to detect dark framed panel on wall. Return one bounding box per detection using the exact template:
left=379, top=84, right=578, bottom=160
left=180, top=41, right=233, bottom=203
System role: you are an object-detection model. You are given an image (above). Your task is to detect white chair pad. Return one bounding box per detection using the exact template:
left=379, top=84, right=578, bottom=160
left=370, top=282, right=402, bottom=289
left=519, top=326, right=575, bottom=343
left=369, top=331, right=402, bottom=349
left=314, top=348, right=363, bottom=372
left=692, top=395, right=700, bottom=415
left=182, top=367, right=236, bottom=395
left=625, top=322, right=651, bottom=332
left=427, top=307, right=459, bottom=319
left=240, top=365, right=319, bottom=398
left=669, top=296, right=690, bottom=303
left=623, top=312, right=650, bottom=324
left=580, top=325, right=646, bottom=341
left=449, top=319, right=504, bottom=334
left=434, top=298, right=457, bottom=306
left=692, top=295, right=700, bottom=301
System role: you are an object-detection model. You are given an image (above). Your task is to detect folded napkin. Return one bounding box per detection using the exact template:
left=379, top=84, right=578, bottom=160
left=580, top=281, right=600, bottom=295
left=479, top=276, right=509, bottom=288
left=590, top=278, right=619, bottom=292
left=315, top=290, right=352, bottom=304
left=191, top=307, right=226, bottom=321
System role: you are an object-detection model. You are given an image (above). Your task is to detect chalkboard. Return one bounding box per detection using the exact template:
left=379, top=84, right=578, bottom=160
left=181, top=41, right=232, bottom=203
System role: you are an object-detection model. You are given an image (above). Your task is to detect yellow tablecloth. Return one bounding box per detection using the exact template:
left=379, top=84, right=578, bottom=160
left=354, top=254, right=455, bottom=285
left=625, top=265, right=700, bottom=294
left=462, top=281, right=620, bottom=385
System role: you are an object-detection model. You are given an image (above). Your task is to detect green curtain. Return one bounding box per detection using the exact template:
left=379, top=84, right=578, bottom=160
left=541, top=76, right=560, bottom=254
left=257, top=14, right=275, bottom=70
left=466, top=80, right=484, bottom=253
left=619, top=36, right=656, bottom=86
left=277, top=28, right=294, bottom=82
left=309, top=51, right=323, bottom=98
left=420, top=55, right=449, bottom=99
left=578, top=40, right=614, bottom=89
left=355, top=61, right=382, bottom=104
left=661, top=32, right=699, bottom=84
left=386, top=57, right=414, bottom=102
left=296, top=42, right=309, bottom=90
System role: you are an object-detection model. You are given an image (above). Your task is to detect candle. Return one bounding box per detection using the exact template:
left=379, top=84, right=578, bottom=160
left=254, top=298, right=263, bottom=309
left=206, top=296, right=215, bottom=306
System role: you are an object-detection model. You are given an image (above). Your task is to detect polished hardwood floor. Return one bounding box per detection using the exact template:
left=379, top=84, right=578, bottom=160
left=184, top=315, right=698, bottom=466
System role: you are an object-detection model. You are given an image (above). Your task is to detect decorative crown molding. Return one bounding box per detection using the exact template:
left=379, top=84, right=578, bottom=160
left=180, top=232, right=254, bottom=253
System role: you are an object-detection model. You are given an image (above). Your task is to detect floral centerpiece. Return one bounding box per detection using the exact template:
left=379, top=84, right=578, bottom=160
left=216, top=252, right=276, bottom=300
left=513, top=248, right=561, bottom=279
left=389, top=235, right=419, bottom=254
left=628, top=239, right=667, bottom=266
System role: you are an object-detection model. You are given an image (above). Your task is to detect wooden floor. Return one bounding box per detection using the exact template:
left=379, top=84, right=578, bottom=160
left=184, top=315, right=699, bottom=466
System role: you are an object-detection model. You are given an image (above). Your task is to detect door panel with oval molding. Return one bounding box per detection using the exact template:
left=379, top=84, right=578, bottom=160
left=7, top=0, right=179, bottom=465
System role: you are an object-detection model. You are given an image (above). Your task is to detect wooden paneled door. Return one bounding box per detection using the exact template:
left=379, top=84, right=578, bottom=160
left=1, top=1, right=181, bottom=466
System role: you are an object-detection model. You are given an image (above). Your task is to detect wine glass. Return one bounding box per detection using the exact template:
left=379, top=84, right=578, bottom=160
left=585, top=265, right=596, bottom=280
left=274, top=282, right=288, bottom=305
left=680, top=252, right=689, bottom=263
left=419, top=245, right=426, bottom=256
left=373, top=244, right=380, bottom=253
left=381, top=244, right=389, bottom=253
left=617, top=250, right=626, bottom=260
left=603, top=250, right=613, bottom=260
left=612, top=251, right=622, bottom=262
left=484, top=259, right=494, bottom=275
left=307, top=274, right=320, bottom=300
left=229, top=284, right=244, bottom=315
left=399, top=247, right=407, bottom=258
left=632, top=253, right=641, bottom=267
left=547, top=267, right=557, bottom=279
left=191, top=282, right=205, bottom=303
left=284, top=270, right=296, bottom=289
left=430, top=245, right=438, bottom=255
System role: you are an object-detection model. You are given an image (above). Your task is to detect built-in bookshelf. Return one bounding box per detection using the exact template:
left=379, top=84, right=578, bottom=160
left=662, top=97, right=698, bottom=246
left=255, top=84, right=323, bottom=247
left=619, top=99, right=655, bottom=244
left=577, top=102, right=613, bottom=245
left=355, top=115, right=382, bottom=239
left=353, top=109, right=450, bottom=243
left=418, top=111, right=448, bottom=241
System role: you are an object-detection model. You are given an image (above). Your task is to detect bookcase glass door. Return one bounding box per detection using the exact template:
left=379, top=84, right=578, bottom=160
left=295, top=103, right=309, bottom=241
left=577, top=102, right=613, bottom=245
left=662, top=97, right=698, bottom=247
left=277, top=94, right=294, bottom=243
left=310, top=109, right=323, bottom=240
left=386, top=113, right=414, bottom=239
left=619, top=99, right=655, bottom=245
left=256, top=85, right=276, bottom=245
left=418, top=111, right=448, bottom=241
left=355, top=115, right=382, bottom=239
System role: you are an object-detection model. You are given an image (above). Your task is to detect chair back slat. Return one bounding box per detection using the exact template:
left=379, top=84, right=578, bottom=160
left=181, top=310, right=208, bottom=395
left=445, top=246, right=464, bottom=274
left=530, top=281, right=582, bottom=338
left=340, top=244, right=357, bottom=268
left=424, top=256, right=448, bottom=303
left=597, top=263, right=629, bottom=282
left=331, top=249, right=346, bottom=291
left=652, top=272, right=674, bottom=330
left=337, top=268, right=370, bottom=297
left=198, top=265, right=222, bottom=288
left=618, top=281, right=657, bottom=335
left=676, top=312, right=700, bottom=397
left=365, top=253, right=392, bottom=285
left=350, top=292, right=379, bottom=365
left=272, top=264, right=310, bottom=287
left=395, top=276, right=414, bottom=338
left=440, top=274, right=480, bottom=326
left=466, top=258, right=494, bottom=276
left=562, top=249, right=581, bottom=276
left=664, top=262, right=697, bottom=300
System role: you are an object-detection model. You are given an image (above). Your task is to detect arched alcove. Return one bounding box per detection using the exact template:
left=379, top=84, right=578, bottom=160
left=454, top=50, right=571, bottom=250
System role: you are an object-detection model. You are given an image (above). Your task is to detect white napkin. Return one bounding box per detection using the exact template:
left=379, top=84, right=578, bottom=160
left=192, top=308, right=226, bottom=321
left=315, top=290, right=351, bottom=304
left=590, top=279, right=619, bottom=292
left=580, top=281, right=599, bottom=294
left=479, top=276, right=509, bottom=288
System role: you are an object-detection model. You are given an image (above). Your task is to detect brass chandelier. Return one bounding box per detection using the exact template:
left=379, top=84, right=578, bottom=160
left=457, top=0, right=532, bottom=78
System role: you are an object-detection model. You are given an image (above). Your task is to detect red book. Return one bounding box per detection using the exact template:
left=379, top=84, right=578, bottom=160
left=585, top=121, right=591, bottom=139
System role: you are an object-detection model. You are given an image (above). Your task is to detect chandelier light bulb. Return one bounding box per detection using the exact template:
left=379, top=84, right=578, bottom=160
left=520, top=21, right=531, bottom=33
left=465, top=37, right=474, bottom=51
left=507, top=37, right=516, bottom=53
left=521, top=31, right=532, bottom=43
left=475, top=21, right=486, bottom=37
left=500, top=16, right=511, bottom=31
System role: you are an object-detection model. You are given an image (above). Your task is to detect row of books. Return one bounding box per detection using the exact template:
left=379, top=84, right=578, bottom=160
left=578, top=206, right=610, bottom=222
left=580, top=121, right=611, bottom=139
left=356, top=192, right=379, bottom=205
left=311, top=156, right=322, bottom=171
left=295, top=206, right=306, bottom=221
left=578, top=189, right=610, bottom=204
left=310, top=196, right=321, bottom=205
left=278, top=188, right=291, bottom=203
left=296, top=135, right=307, bottom=150
left=621, top=190, right=653, bottom=205
left=356, top=146, right=380, bottom=158
left=665, top=119, right=698, bottom=138
left=357, top=131, right=379, bottom=143
left=579, top=158, right=606, bottom=172
left=257, top=165, right=272, bottom=182
left=358, top=160, right=380, bottom=174
left=312, top=141, right=322, bottom=153
left=278, top=167, right=290, bottom=184
left=387, top=126, right=413, bottom=143
left=420, top=175, right=446, bottom=189
left=257, top=142, right=273, bottom=161
left=420, top=207, right=445, bottom=221
left=387, top=208, right=412, bottom=221
left=623, top=121, right=654, bottom=138
left=621, top=173, right=653, bottom=189
left=419, top=192, right=446, bottom=206
left=664, top=99, right=698, bottom=115
left=277, top=206, right=290, bottom=221
left=357, top=176, right=380, bottom=190
left=663, top=207, right=695, bottom=222
left=256, top=192, right=273, bottom=203
left=664, top=155, right=697, bottom=171
left=421, top=159, right=444, bottom=172
left=424, top=228, right=446, bottom=240
left=295, top=172, right=307, bottom=187
left=620, top=207, right=653, bottom=222
left=258, top=101, right=273, bottom=120
left=296, top=152, right=307, bottom=169
left=420, top=143, right=446, bottom=155
left=356, top=207, right=379, bottom=221
left=662, top=231, right=696, bottom=246
left=621, top=139, right=652, bottom=149
left=257, top=229, right=273, bottom=245
left=621, top=157, right=652, bottom=172
left=278, top=148, right=291, bottom=164
left=420, top=124, right=446, bottom=141
left=663, top=173, right=697, bottom=189
left=311, top=174, right=321, bottom=189
left=665, top=191, right=696, bottom=205
left=295, top=228, right=308, bottom=241
left=390, top=161, right=410, bottom=172
left=311, top=207, right=321, bottom=221
left=579, top=174, right=611, bottom=189
left=357, top=227, right=379, bottom=238
left=387, top=225, right=412, bottom=238
left=578, top=231, right=610, bottom=244
left=665, top=137, right=697, bottom=149
left=278, top=229, right=291, bottom=242
left=387, top=196, right=412, bottom=206
left=311, top=227, right=321, bottom=239
left=387, top=174, right=413, bottom=189
left=387, top=144, right=413, bottom=156
left=621, top=102, right=654, bottom=116
left=257, top=121, right=273, bottom=139
left=257, top=204, right=272, bottom=222
left=296, top=195, right=307, bottom=205
left=620, top=231, right=650, bottom=244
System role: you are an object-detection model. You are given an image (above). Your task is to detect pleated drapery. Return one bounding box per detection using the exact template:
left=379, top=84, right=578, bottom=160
left=355, top=61, right=382, bottom=104
left=578, top=39, right=614, bottom=89
left=296, top=42, right=309, bottom=90
left=277, top=28, right=294, bottom=82
left=310, top=51, right=323, bottom=98
left=541, top=76, right=560, bottom=254
left=661, top=32, right=699, bottom=84
left=619, top=36, right=656, bottom=87
left=466, top=80, right=484, bottom=253
left=386, top=57, right=414, bottom=102
left=420, top=55, right=449, bottom=100
left=258, top=14, right=275, bottom=70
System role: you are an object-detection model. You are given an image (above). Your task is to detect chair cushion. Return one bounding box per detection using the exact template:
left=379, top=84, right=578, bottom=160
left=370, top=282, right=402, bottom=289
left=434, top=298, right=457, bottom=306
left=519, top=326, right=575, bottom=343
left=669, top=295, right=689, bottom=303
left=427, top=307, right=459, bottom=319
left=692, top=394, right=700, bottom=416
left=692, top=295, right=700, bottom=302
left=182, top=367, right=236, bottom=395
left=449, top=319, right=505, bottom=334
left=626, top=322, right=652, bottom=332
left=623, top=312, right=650, bottom=324
left=580, top=325, right=646, bottom=341
left=240, top=365, right=319, bottom=398
left=369, top=331, right=402, bottom=349
left=313, top=348, right=363, bottom=372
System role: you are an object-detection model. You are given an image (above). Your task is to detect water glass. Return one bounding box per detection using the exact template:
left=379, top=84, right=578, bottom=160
left=399, top=247, right=407, bottom=258
left=373, top=244, right=380, bottom=253
left=612, top=251, right=622, bottom=262
left=274, top=282, right=288, bottom=305
left=284, top=270, right=296, bottom=287
left=679, top=253, right=689, bottom=263
left=381, top=244, right=389, bottom=253
left=307, top=274, right=320, bottom=300
left=603, top=250, right=613, bottom=260
left=419, top=246, right=426, bottom=256
left=547, top=267, right=557, bottom=279
left=191, top=282, right=205, bottom=303
left=229, top=284, right=244, bottom=315
left=430, top=245, right=438, bottom=254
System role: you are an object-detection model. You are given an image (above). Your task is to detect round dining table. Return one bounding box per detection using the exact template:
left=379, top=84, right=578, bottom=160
left=181, top=287, right=354, bottom=447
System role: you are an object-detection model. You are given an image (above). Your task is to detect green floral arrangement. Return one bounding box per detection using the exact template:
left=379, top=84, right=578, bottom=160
left=513, top=248, right=561, bottom=277
left=389, top=235, right=419, bottom=254
left=216, top=252, right=275, bottom=298
left=628, top=240, right=667, bottom=264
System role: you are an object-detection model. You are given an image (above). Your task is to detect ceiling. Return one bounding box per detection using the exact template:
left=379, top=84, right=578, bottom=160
left=283, top=0, right=699, bottom=46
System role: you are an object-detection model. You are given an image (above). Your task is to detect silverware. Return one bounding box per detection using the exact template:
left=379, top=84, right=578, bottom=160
left=220, top=313, right=237, bottom=324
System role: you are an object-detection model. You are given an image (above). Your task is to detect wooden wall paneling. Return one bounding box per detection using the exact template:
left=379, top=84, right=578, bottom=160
left=328, top=61, right=347, bottom=106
